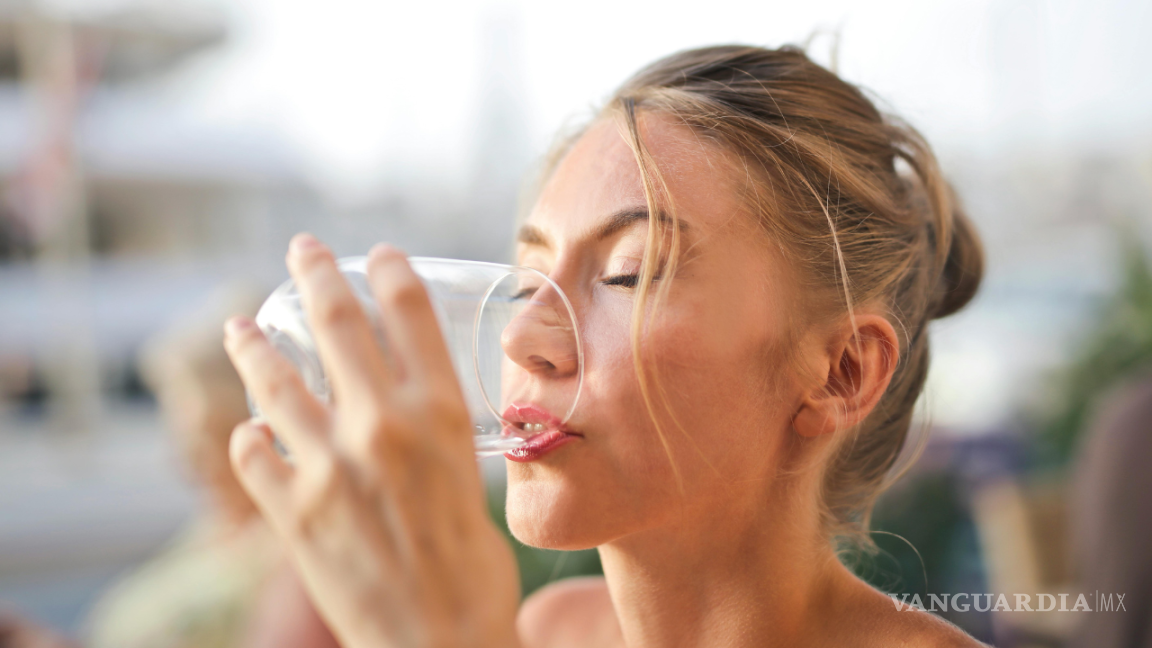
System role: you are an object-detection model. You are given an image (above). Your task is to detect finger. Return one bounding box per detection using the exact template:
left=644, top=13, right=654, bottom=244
left=367, top=244, right=457, bottom=389
left=224, top=315, right=331, bottom=458
left=287, top=233, right=395, bottom=403
left=230, top=420, right=293, bottom=524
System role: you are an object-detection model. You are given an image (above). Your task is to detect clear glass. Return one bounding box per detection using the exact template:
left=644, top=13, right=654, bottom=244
left=248, top=257, right=584, bottom=458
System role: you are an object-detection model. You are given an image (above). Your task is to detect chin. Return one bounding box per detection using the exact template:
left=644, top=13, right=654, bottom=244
left=505, top=473, right=614, bottom=551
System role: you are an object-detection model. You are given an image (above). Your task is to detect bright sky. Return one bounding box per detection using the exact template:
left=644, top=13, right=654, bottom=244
left=180, top=0, right=1152, bottom=199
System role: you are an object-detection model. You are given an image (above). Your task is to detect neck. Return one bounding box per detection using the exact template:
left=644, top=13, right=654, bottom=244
left=597, top=479, right=849, bottom=648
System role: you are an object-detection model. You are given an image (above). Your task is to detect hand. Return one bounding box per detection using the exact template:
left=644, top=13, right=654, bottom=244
left=224, top=234, right=522, bottom=648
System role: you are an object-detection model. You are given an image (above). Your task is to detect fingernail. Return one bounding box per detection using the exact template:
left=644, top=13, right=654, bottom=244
left=225, top=315, right=255, bottom=338
left=290, top=232, right=322, bottom=255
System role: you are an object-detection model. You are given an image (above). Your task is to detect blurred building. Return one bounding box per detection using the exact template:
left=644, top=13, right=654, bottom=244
left=0, top=0, right=317, bottom=632
left=0, top=0, right=323, bottom=432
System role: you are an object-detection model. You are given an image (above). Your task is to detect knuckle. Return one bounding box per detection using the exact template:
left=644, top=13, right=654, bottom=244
left=434, top=408, right=470, bottom=437
left=306, top=451, right=342, bottom=491
left=354, top=419, right=422, bottom=462
left=291, top=454, right=343, bottom=535
left=421, top=391, right=471, bottom=430
left=381, top=274, right=428, bottom=311
left=287, top=508, right=315, bottom=539
left=229, top=423, right=262, bottom=469
left=314, top=294, right=363, bottom=329
left=354, top=396, right=392, bottom=425
left=259, top=368, right=296, bottom=405
left=442, top=407, right=472, bottom=434
left=345, top=424, right=382, bottom=459
left=381, top=425, right=424, bottom=459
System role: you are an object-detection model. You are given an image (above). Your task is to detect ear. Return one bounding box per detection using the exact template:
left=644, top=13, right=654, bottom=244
left=792, top=313, right=900, bottom=438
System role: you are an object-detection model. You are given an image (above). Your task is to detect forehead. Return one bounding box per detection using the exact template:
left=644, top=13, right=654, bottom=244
left=526, top=112, right=753, bottom=242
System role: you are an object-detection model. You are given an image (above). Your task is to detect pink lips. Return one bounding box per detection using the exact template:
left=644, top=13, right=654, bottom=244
left=501, top=403, right=580, bottom=462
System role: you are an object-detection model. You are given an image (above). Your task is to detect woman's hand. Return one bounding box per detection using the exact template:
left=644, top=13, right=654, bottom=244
left=224, top=234, right=522, bottom=648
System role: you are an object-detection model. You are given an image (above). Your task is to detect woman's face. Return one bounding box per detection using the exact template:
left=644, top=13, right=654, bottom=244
left=504, top=113, right=809, bottom=549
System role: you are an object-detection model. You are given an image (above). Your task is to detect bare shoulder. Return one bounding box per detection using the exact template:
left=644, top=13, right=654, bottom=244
left=517, top=576, right=623, bottom=648
left=895, top=609, right=988, bottom=648
left=851, top=587, right=989, bottom=648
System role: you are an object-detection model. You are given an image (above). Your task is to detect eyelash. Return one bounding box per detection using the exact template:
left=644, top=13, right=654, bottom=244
left=601, top=273, right=640, bottom=289
left=512, top=272, right=651, bottom=299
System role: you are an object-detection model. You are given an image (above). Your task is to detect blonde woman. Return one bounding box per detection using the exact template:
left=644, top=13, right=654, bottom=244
left=224, top=45, right=987, bottom=647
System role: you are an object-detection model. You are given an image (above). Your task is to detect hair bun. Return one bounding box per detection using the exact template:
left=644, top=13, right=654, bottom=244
left=933, top=207, right=984, bottom=319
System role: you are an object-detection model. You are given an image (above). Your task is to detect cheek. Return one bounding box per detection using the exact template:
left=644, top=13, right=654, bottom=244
left=584, top=282, right=791, bottom=466
left=579, top=297, right=668, bottom=453
left=642, top=300, right=794, bottom=470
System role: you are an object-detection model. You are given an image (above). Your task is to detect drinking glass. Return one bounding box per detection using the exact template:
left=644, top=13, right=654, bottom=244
left=248, top=256, right=584, bottom=457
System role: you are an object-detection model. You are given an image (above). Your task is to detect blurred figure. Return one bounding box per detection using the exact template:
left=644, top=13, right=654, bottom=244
left=0, top=283, right=338, bottom=648
left=0, top=611, right=74, bottom=648
left=82, top=284, right=277, bottom=648
left=1069, top=369, right=1152, bottom=648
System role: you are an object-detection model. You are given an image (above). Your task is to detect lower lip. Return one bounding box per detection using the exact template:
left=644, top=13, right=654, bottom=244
left=503, top=429, right=579, bottom=462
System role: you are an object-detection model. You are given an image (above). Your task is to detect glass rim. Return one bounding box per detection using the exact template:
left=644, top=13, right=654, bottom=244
left=472, top=264, right=585, bottom=430
left=337, top=255, right=585, bottom=430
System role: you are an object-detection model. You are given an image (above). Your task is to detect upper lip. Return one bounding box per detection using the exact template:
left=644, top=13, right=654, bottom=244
left=501, top=403, right=580, bottom=435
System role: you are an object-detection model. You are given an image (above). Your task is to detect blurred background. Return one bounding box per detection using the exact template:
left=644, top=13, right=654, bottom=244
left=0, top=0, right=1149, bottom=646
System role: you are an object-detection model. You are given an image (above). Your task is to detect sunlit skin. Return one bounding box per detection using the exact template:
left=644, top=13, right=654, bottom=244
left=222, top=112, right=984, bottom=647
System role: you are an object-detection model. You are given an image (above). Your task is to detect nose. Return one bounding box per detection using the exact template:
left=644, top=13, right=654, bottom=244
left=500, top=282, right=580, bottom=379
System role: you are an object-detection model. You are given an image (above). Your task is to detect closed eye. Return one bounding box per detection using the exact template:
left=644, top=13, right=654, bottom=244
left=601, top=273, right=640, bottom=289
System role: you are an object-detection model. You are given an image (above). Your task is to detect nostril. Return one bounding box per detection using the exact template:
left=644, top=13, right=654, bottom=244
left=528, top=354, right=556, bottom=372
left=500, top=296, right=580, bottom=377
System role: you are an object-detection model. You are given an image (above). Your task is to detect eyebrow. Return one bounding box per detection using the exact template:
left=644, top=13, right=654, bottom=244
left=516, top=206, right=687, bottom=249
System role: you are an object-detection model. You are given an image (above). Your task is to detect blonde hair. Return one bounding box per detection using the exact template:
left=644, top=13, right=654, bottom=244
left=532, top=45, right=984, bottom=548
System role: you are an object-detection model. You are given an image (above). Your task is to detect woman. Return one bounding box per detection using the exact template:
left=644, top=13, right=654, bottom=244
left=224, top=45, right=986, bottom=647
